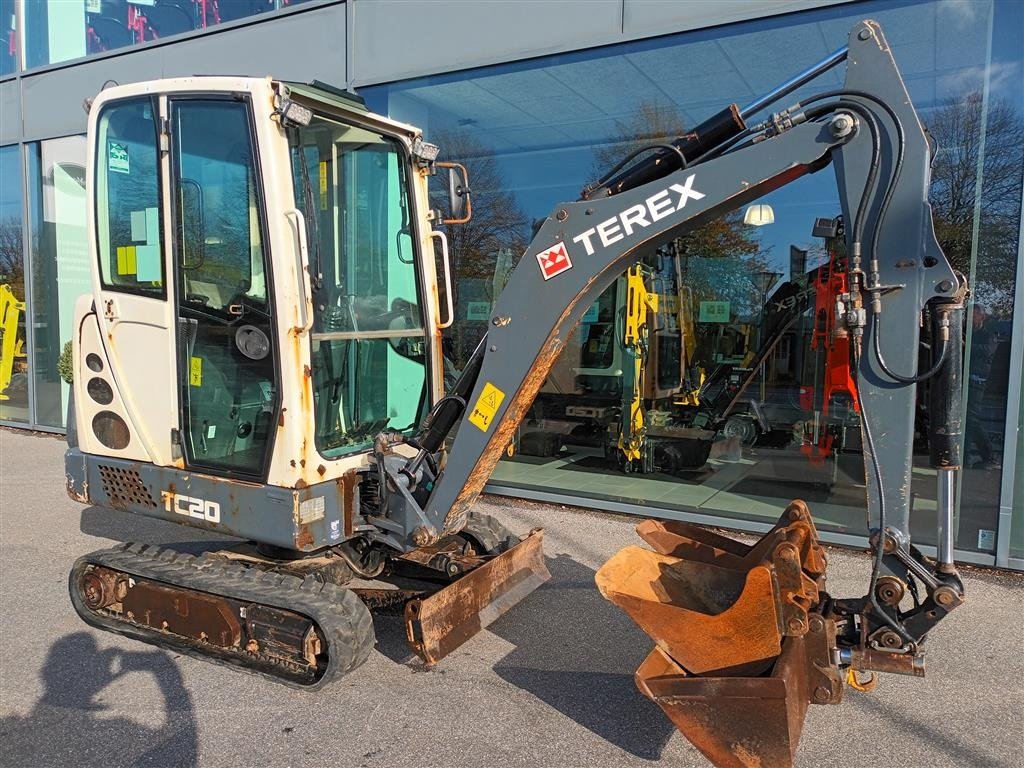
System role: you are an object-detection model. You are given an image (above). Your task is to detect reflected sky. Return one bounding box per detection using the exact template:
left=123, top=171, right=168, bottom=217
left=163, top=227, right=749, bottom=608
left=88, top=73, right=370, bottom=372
left=0, top=146, right=21, bottom=221
left=364, top=0, right=1019, bottom=279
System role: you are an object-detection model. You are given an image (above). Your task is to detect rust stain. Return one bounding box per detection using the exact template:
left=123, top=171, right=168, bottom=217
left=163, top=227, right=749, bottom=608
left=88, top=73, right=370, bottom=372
left=290, top=459, right=296, bottom=468
left=295, top=525, right=315, bottom=550
left=316, top=464, right=326, bottom=477
left=336, top=472, right=357, bottom=537
left=66, top=474, right=89, bottom=504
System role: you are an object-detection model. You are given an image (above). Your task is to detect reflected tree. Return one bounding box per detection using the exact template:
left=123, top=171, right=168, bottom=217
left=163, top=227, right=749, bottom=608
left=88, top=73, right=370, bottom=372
left=0, top=215, right=25, bottom=298
left=591, top=103, right=770, bottom=317
left=431, top=129, right=530, bottom=367
left=927, top=92, right=1024, bottom=316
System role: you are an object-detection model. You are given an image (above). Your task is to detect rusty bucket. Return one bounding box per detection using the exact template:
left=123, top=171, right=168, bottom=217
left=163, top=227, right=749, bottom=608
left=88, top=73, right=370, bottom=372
left=596, top=501, right=843, bottom=767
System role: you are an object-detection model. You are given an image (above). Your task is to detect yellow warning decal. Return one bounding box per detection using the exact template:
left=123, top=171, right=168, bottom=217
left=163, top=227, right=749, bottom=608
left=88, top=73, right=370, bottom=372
left=190, top=356, right=203, bottom=387
left=469, top=382, right=505, bottom=432
left=116, top=245, right=137, bottom=275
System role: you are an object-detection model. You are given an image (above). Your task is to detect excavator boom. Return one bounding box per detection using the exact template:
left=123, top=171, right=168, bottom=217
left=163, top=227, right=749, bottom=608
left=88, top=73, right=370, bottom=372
left=385, top=18, right=965, bottom=766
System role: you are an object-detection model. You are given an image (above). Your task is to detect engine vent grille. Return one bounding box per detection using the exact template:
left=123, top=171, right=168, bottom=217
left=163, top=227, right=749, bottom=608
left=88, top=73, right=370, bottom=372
left=99, top=465, right=157, bottom=509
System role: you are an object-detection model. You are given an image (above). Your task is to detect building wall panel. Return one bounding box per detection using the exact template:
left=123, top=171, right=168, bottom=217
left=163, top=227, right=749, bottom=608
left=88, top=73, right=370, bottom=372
left=19, top=3, right=346, bottom=141
left=0, top=80, right=20, bottom=145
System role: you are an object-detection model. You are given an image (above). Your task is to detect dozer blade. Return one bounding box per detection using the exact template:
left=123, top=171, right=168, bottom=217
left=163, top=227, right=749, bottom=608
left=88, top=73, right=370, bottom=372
left=596, top=501, right=843, bottom=767
left=405, top=528, right=549, bottom=664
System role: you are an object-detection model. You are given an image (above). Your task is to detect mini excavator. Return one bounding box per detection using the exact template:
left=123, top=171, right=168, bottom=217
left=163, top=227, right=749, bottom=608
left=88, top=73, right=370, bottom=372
left=66, top=20, right=966, bottom=767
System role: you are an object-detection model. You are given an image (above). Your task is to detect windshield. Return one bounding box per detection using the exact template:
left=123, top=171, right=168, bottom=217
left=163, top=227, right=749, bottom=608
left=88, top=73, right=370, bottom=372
left=289, top=111, right=427, bottom=458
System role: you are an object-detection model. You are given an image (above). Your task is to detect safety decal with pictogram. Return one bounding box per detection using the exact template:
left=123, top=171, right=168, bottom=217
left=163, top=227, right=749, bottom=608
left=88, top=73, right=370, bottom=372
left=469, top=382, right=506, bottom=432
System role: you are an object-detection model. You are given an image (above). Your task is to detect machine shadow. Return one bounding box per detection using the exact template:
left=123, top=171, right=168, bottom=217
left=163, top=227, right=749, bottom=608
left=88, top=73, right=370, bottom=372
left=854, top=694, right=1002, bottom=767
left=0, top=631, right=199, bottom=768
left=487, top=553, right=677, bottom=760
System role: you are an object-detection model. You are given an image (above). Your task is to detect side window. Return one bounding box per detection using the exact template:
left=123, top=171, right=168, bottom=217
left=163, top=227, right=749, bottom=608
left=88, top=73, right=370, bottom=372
left=173, top=100, right=267, bottom=313
left=95, top=98, right=165, bottom=294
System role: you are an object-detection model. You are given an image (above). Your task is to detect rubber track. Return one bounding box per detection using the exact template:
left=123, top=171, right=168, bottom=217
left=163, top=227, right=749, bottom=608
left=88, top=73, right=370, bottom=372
left=69, top=542, right=375, bottom=690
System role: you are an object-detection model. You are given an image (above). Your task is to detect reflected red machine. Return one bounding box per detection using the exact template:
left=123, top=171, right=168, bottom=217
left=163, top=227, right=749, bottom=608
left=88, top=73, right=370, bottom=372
left=800, top=218, right=861, bottom=466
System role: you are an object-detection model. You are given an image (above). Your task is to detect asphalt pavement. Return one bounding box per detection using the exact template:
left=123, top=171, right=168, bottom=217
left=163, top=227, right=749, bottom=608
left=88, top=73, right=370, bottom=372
left=1, top=427, right=1022, bottom=768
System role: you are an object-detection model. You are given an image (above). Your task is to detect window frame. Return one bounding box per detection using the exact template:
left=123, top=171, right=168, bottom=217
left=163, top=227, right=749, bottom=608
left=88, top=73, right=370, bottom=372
left=93, top=95, right=168, bottom=300
left=284, top=104, right=433, bottom=461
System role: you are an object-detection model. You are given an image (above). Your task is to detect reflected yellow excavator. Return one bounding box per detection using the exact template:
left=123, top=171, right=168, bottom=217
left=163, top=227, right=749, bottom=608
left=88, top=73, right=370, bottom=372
left=0, top=283, right=27, bottom=401
left=65, top=21, right=966, bottom=767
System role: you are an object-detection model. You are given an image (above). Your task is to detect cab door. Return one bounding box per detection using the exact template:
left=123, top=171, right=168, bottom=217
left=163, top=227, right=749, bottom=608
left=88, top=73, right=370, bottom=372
left=168, top=97, right=279, bottom=479
left=92, top=96, right=178, bottom=464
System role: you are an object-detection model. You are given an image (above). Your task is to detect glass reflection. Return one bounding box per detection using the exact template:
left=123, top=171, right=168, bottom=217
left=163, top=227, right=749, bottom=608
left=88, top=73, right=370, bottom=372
left=0, top=145, right=27, bottom=423
left=29, top=137, right=92, bottom=428
left=23, top=0, right=314, bottom=68
left=363, top=0, right=1022, bottom=553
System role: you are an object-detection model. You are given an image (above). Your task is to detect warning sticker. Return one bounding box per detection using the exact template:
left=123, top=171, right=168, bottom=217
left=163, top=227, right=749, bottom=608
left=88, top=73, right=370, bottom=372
left=469, top=382, right=505, bottom=432
left=299, top=496, right=326, bottom=524
left=536, top=242, right=572, bottom=280
left=190, top=356, right=203, bottom=387
left=108, top=142, right=129, bottom=174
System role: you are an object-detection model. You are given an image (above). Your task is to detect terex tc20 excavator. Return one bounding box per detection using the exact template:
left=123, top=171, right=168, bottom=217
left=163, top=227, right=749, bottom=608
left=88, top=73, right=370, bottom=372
left=66, top=20, right=966, bottom=767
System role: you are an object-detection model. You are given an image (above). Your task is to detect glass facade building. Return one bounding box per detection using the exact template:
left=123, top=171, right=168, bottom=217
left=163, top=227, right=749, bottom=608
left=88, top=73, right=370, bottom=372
left=1, top=0, right=1021, bottom=568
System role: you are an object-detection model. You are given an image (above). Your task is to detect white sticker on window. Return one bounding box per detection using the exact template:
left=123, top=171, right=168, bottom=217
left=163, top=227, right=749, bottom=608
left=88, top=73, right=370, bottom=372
left=977, top=529, right=996, bottom=550
left=109, top=141, right=129, bottom=174
left=146, top=207, right=159, bottom=245
left=130, top=210, right=147, bottom=242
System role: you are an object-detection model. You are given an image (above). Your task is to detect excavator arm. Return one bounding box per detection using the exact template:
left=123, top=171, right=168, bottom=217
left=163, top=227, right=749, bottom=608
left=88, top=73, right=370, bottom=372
left=379, top=18, right=966, bottom=766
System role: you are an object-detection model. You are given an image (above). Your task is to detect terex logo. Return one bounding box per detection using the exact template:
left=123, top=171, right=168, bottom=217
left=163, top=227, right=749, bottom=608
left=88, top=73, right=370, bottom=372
left=772, top=286, right=815, bottom=314
left=537, top=242, right=572, bottom=280
left=161, top=491, right=221, bottom=524
left=573, top=174, right=705, bottom=256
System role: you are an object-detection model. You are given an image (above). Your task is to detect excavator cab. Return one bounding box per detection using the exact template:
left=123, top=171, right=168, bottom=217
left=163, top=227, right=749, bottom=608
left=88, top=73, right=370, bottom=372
left=81, top=82, right=438, bottom=481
